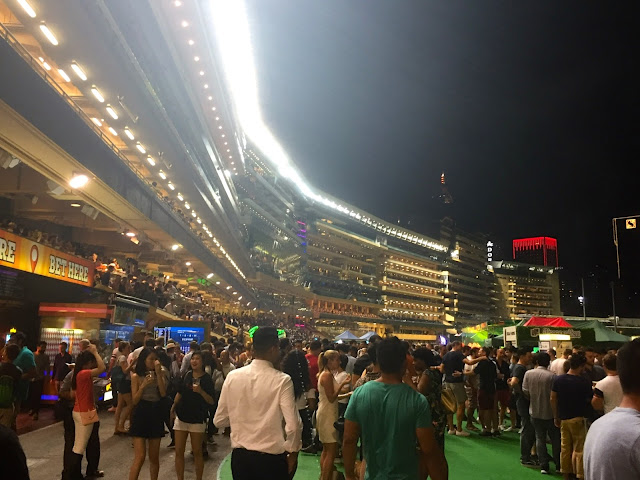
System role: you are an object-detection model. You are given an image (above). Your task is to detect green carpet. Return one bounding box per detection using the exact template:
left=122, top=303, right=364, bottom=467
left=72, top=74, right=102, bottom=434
left=218, top=430, right=550, bottom=479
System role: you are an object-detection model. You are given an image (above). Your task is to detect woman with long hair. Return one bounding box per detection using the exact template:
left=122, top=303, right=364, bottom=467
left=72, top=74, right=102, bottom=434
left=317, top=350, right=352, bottom=480
left=171, top=351, right=215, bottom=480
left=282, top=349, right=314, bottom=470
left=63, top=344, right=105, bottom=480
left=413, top=347, right=446, bottom=451
left=128, top=347, right=168, bottom=480
left=113, top=341, right=133, bottom=435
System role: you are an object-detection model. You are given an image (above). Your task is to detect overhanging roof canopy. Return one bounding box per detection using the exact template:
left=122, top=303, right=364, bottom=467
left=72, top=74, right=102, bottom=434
left=524, top=316, right=572, bottom=328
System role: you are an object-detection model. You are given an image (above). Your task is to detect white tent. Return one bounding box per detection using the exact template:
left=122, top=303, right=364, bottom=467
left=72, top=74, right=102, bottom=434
left=335, top=330, right=360, bottom=341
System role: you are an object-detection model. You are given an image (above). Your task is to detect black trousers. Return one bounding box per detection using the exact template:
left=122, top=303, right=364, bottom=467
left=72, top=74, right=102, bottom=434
left=29, top=379, right=44, bottom=414
left=62, top=407, right=100, bottom=476
left=299, top=408, right=313, bottom=448
left=231, top=448, right=288, bottom=480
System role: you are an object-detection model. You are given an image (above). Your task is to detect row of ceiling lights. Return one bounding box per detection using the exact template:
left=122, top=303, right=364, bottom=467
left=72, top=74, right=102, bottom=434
left=15, top=0, right=247, bottom=284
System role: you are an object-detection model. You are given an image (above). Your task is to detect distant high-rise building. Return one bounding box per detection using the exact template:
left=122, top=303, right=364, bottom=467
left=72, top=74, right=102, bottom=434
left=438, top=172, right=454, bottom=204
left=513, top=237, right=558, bottom=267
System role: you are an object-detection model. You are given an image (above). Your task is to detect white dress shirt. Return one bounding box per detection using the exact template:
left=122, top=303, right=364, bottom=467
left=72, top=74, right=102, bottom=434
left=214, top=359, right=302, bottom=455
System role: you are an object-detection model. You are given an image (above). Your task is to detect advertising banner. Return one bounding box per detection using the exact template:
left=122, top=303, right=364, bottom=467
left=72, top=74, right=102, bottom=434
left=0, top=228, right=94, bottom=287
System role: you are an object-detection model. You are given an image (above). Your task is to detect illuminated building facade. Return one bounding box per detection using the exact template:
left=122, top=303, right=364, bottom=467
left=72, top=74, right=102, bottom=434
left=513, top=237, right=559, bottom=267
left=491, top=260, right=561, bottom=320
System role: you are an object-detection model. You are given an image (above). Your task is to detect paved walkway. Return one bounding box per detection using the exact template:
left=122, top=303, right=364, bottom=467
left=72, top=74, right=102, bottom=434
left=19, top=411, right=232, bottom=480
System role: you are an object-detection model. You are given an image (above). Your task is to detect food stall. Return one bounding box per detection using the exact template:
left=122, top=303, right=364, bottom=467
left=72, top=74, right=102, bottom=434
left=503, top=317, right=595, bottom=351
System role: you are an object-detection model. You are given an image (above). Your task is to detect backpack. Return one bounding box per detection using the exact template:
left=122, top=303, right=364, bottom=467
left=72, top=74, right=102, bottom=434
left=0, top=375, right=15, bottom=408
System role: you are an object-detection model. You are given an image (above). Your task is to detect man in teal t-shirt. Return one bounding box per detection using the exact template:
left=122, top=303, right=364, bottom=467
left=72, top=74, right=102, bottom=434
left=344, top=337, right=448, bottom=480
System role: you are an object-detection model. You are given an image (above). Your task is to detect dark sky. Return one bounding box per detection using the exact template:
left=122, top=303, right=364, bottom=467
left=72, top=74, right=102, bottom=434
left=246, top=1, right=639, bottom=275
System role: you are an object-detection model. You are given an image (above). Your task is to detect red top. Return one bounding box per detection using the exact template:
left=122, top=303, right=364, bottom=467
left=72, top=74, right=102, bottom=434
left=73, top=369, right=94, bottom=412
left=306, top=353, right=319, bottom=390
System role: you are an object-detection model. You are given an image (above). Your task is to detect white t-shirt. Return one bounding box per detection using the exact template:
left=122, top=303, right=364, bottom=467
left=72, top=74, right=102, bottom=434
left=595, top=375, right=623, bottom=414
left=549, top=358, right=567, bottom=375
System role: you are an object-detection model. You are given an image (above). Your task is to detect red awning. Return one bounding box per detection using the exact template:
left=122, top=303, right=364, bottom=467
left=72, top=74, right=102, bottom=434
left=523, top=316, right=572, bottom=328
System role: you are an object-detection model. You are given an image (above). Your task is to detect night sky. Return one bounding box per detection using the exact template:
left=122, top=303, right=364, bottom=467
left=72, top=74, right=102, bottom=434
left=246, top=1, right=639, bottom=277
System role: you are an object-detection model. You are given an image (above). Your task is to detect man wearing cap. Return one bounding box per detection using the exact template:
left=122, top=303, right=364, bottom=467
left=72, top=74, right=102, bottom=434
left=214, top=326, right=302, bottom=479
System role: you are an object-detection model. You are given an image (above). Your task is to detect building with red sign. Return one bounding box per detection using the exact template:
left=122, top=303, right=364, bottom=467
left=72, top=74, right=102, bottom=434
left=513, top=237, right=559, bottom=267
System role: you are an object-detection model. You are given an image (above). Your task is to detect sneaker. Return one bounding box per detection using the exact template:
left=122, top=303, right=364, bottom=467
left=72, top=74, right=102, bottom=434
left=502, top=426, right=513, bottom=432
left=540, top=468, right=550, bottom=475
left=107, top=406, right=117, bottom=413
left=491, top=430, right=501, bottom=437
left=301, top=445, right=317, bottom=454
left=499, top=425, right=506, bottom=431
left=466, top=425, right=480, bottom=432
left=521, top=460, right=537, bottom=468
left=479, top=430, right=492, bottom=437
left=456, top=430, right=470, bottom=437
left=448, top=429, right=457, bottom=435
left=167, top=441, right=175, bottom=448
left=518, top=427, right=524, bottom=434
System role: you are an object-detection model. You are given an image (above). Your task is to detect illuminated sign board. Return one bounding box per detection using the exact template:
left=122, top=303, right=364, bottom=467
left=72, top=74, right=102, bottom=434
left=0, top=228, right=94, bottom=287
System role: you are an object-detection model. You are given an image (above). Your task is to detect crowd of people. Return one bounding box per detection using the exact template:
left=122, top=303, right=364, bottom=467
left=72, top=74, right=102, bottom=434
left=2, top=326, right=640, bottom=480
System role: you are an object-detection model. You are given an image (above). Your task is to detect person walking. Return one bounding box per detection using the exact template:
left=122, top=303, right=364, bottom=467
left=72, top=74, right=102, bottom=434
left=171, top=351, right=215, bottom=480
left=214, top=326, right=302, bottom=480
left=11, top=332, right=36, bottom=419
left=316, top=350, right=351, bottom=480
left=128, top=348, right=169, bottom=480
left=584, top=339, right=640, bottom=479
left=343, top=337, right=448, bottom=480
left=550, top=353, right=592, bottom=480
left=0, top=344, right=22, bottom=429
left=475, top=347, right=499, bottom=436
left=523, top=352, right=560, bottom=475
left=64, top=344, right=105, bottom=480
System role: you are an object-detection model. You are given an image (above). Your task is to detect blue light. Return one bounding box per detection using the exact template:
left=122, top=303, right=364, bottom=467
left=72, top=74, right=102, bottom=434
left=41, top=394, right=59, bottom=401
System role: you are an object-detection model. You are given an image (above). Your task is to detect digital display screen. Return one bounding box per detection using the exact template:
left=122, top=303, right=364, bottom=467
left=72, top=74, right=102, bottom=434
left=100, top=325, right=135, bottom=345
left=155, top=327, right=205, bottom=353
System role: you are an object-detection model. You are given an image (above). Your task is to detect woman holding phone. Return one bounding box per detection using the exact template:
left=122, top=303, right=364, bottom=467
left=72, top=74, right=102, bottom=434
left=171, top=351, right=215, bottom=480
left=128, top=348, right=168, bottom=480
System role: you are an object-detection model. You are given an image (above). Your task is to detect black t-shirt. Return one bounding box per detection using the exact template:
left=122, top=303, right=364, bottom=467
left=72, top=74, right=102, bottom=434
left=442, top=350, right=465, bottom=383
left=0, top=424, right=30, bottom=480
left=552, top=374, right=593, bottom=420
left=176, top=371, right=215, bottom=424
left=582, top=365, right=606, bottom=383
left=475, top=359, right=497, bottom=393
left=495, top=360, right=510, bottom=391
left=511, top=363, right=529, bottom=414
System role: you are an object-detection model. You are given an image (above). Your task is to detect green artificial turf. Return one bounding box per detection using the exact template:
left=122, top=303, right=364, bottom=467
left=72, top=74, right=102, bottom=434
left=218, top=429, right=553, bottom=479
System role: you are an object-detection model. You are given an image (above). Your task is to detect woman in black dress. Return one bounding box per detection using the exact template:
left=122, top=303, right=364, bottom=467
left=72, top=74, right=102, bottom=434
left=128, top=348, right=168, bottom=480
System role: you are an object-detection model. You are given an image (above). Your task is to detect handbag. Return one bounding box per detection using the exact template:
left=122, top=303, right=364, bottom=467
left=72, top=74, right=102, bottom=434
left=79, top=409, right=99, bottom=426
left=441, top=388, right=456, bottom=414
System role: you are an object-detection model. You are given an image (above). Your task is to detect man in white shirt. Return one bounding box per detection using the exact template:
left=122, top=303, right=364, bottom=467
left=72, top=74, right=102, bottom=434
left=214, top=326, right=302, bottom=479
left=549, top=348, right=571, bottom=375
left=592, top=353, right=623, bottom=415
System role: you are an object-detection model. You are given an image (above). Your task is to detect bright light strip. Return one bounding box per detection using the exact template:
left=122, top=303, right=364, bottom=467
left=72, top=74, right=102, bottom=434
left=174, top=0, right=182, bottom=5
left=17, top=0, right=36, bottom=18
left=108, top=127, right=118, bottom=136
left=171, top=244, right=180, bottom=251
left=207, top=273, right=214, bottom=279
left=39, top=23, right=58, bottom=45
left=194, top=56, right=200, bottom=62
left=177, top=193, right=184, bottom=201
left=539, top=334, right=571, bottom=341
left=91, top=86, right=104, bottom=103
left=58, top=69, right=70, bottom=82
left=188, top=39, right=194, bottom=46
left=69, top=173, right=89, bottom=189
left=136, top=143, right=146, bottom=154
left=106, top=105, right=118, bottom=119
left=167, top=182, right=175, bottom=190
left=146, top=156, right=155, bottom=166
left=181, top=20, right=189, bottom=27
left=159, top=170, right=167, bottom=180
left=124, top=127, right=134, bottom=140
left=191, top=211, right=197, bottom=217
left=184, top=202, right=190, bottom=210
left=196, top=217, right=202, bottom=224
left=70, top=62, right=87, bottom=81
left=38, top=57, right=51, bottom=70
left=91, top=117, right=102, bottom=127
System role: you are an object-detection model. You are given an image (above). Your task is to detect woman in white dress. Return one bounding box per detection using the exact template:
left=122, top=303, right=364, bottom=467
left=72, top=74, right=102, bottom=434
left=317, top=350, right=351, bottom=480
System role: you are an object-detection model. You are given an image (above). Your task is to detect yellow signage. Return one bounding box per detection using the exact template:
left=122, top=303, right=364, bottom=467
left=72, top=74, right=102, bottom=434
left=0, top=228, right=94, bottom=287
left=626, top=219, right=637, bottom=230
